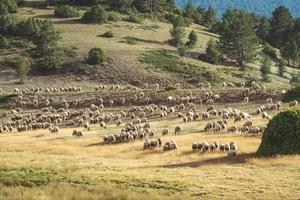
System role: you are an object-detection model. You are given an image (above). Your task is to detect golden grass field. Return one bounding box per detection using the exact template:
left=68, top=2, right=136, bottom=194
left=0, top=101, right=299, bottom=200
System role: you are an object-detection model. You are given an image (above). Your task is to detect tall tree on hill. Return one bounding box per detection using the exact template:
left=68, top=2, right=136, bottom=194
left=219, top=9, right=259, bottom=69
left=260, top=56, right=272, bottom=82
left=281, top=41, right=298, bottom=67
left=269, top=6, right=294, bottom=48
left=204, top=6, right=217, bottom=30
left=33, top=21, right=64, bottom=69
left=256, top=17, right=271, bottom=44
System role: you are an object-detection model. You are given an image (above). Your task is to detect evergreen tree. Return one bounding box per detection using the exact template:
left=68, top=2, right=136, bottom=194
left=33, top=21, right=64, bottom=69
left=16, top=57, right=29, bottom=83
left=269, top=6, right=294, bottom=48
left=204, top=6, right=217, bottom=30
left=205, top=39, right=220, bottom=64
left=169, top=19, right=185, bottom=47
left=219, top=9, right=259, bottom=69
left=256, top=17, right=271, bottom=44
left=276, top=58, right=287, bottom=77
left=186, top=30, right=197, bottom=48
left=260, top=56, right=272, bottom=82
left=281, top=41, right=298, bottom=67
left=82, top=5, right=108, bottom=24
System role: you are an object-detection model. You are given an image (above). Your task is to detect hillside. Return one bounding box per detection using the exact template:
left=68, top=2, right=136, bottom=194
left=176, top=0, right=300, bottom=17
left=0, top=2, right=297, bottom=92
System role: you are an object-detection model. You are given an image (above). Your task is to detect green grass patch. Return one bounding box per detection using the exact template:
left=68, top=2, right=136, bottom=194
left=0, top=94, right=16, bottom=106
left=139, top=49, right=222, bottom=84
left=121, top=36, right=139, bottom=45
left=0, top=169, right=56, bottom=187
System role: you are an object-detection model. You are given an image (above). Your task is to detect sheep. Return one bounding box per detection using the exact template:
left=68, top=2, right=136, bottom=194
left=100, top=122, right=107, bottom=129
left=266, top=98, right=273, bottom=104
left=144, top=139, right=162, bottom=150
left=163, top=141, right=177, bottom=151
left=243, top=97, right=249, bottom=104
left=243, top=121, right=253, bottom=127
left=262, top=112, right=270, bottom=120
left=73, top=130, right=83, bottom=138
left=224, top=143, right=230, bottom=151
left=162, top=129, right=169, bottom=136
left=84, top=122, right=90, bottom=131
left=174, top=126, right=181, bottom=135
left=227, top=126, right=237, bottom=134
left=227, top=150, right=238, bottom=159
left=206, top=99, right=214, bottom=105
left=289, top=100, right=298, bottom=108
left=49, top=126, right=59, bottom=134
left=204, top=122, right=213, bottom=131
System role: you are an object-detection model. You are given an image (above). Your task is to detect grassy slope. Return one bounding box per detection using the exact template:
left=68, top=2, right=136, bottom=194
left=0, top=4, right=297, bottom=92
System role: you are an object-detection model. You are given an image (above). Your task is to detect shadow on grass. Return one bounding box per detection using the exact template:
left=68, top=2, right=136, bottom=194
left=160, top=152, right=256, bottom=168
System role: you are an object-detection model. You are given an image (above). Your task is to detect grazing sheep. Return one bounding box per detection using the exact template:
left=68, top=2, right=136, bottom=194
left=227, top=150, right=238, bottom=159
left=227, top=126, right=237, bottom=134
left=266, top=98, right=273, bottom=104
left=73, top=130, right=83, bottom=138
left=174, top=126, right=181, bottom=135
left=162, top=129, right=169, bottom=136
left=289, top=100, right=298, bottom=108
left=84, top=122, right=90, bottom=131
left=243, top=97, right=249, bottom=104
left=262, top=112, right=270, bottom=120
left=163, top=141, right=178, bottom=151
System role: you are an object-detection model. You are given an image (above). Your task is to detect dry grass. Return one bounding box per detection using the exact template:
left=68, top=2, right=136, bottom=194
left=0, top=103, right=299, bottom=200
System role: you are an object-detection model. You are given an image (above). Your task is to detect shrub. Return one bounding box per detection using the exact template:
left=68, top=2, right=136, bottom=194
left=260, top=56, right=272, bottom=82
left=121, top=36, right=138, bottom=45
left=81, top=5, right=108, bottom=24
left=205, top=39, right=220, bottom=64
left=0, top=36, right=9, bottom=48
left=87, top=47, right=107, bottom=65
left=126, top=12, right=143, bottom=23
left=257, top=110, right=300, bottom=156
left=289, top=73, right=300, bottom=86
left=108, top=11, right=121, bottom=22
left=0, top=0, right=18, bottom=14
left=0, top=14, right=17, bottom=35
left=262, top=44, right=277, bottom=60
left=101, top=31, right=114, bottom=38
left=165, top=86, right=177, bottom=91
left=186, top=30, right=198, bottom=49
left=283, top=86, right=300, bottom=102
left=54, top=5, right=80, bottom=18
left=15, top=57, right=30, bottom=83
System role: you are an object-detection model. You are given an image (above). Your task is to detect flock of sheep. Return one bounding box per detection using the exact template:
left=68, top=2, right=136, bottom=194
left=0, top=81, right=299, bottom=159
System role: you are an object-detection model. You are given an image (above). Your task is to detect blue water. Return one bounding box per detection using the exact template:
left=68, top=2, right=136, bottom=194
left=175, top=0, right=300, bottom=17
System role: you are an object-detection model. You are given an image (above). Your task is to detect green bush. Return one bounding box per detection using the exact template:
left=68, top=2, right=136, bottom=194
left=165, top=86, right=177, bottom=91
left=126, top=12, right=143, bottom=23
left=108, top=11, right=121, bottom=22
left=289, top=73, right=300, bottom=86
left=282, top=86, right=300, bottom=102
left=81, top=4, right=108, bottom=24
left=0, top=36, right=9, bottom=48
left=0, top=0, right=18, bottom=14
left=87, top=47, right=107, bottom=65
left=0, top=14, right=17, bottom=35
left=54, top=5, right=80, bottom=18
left=101, top=31, right=114, bottom=38
left=257, top=110, right=300, bottom=156
left=262, top=44, right=277, bottom=60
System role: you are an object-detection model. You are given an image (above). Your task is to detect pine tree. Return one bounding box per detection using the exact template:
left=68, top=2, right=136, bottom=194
left=33, top=21, right=64, bottom=69
left=205, top=39, right=220, bottom=64
left=276, top=59, right=287, bottom=77
left=219, top=9, right=259, bottom=69
left=256, top=17, right=271, bottom=44
left=204, top=6, right=217, bottom=30
left=16, top=57, right=29, bottom=83
left=186, top=30, right=197, bottom=48
left=269, top=6, right=294, bottom=48
left=169, top=20, right=185, bottom=47
left=260, top=56, right=272, bottom=82
left=281, top=41, right=298, bottom=67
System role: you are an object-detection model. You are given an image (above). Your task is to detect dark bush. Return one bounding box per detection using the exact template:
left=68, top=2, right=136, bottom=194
left=283, top=86, right=300, bottom=102
left=101, top=31, right=114, bottom=38
left=0, top=14, right=17, bottom=35
left=257, top=110, right=300, bottom=156
left=54, top=5, right=80, bottom=18
left=262, top=44, right=278, bottom=60
left=0, top=36, right=9, bottom=48
left=87, top=47, right=107, bottom=65
left=0, top=0, right=18, bottom=14
left=81, top=5, right=108, bottom=24
left=126, top=12, right=143, bottom=23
